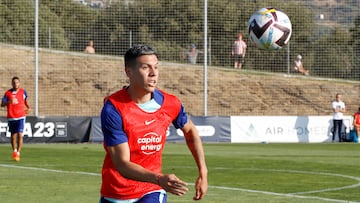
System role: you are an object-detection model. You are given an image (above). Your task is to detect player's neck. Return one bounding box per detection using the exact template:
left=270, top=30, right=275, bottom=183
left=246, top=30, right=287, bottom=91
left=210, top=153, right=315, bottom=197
left=127, top=86, right=152, bottom=104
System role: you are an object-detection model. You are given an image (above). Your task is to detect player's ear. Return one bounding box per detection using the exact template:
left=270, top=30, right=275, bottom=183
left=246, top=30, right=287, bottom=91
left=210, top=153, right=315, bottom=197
left=125, top=67, right=132, bottom=77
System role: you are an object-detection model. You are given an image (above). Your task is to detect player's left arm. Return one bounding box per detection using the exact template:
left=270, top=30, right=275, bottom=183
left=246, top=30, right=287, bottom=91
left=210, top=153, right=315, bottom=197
left=181, top=120, right=208, bottom=200
left=24, top=91, right=31, bottom=113
left=342, top=104, right=346, bottom=113
left=24, top=99, right=31, bottom=113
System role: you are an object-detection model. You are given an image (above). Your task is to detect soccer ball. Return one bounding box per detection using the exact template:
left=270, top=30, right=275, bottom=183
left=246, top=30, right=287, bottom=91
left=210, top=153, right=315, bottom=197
left=248, top=8, right=292, bottom=50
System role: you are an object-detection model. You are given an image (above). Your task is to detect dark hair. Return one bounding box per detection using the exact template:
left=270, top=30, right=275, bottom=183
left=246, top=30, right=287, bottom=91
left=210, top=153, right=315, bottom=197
left=124, top=44, right=157, bottom=68
left=12, top=76, right=20, bottom=82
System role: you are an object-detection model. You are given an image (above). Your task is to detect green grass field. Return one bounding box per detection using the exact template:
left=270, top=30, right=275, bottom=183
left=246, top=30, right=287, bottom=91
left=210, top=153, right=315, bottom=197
left=0, top=143, right=359, bottom=203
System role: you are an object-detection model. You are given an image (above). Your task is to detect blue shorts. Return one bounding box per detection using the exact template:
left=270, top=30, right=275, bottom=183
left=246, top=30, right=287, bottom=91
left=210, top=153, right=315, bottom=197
left=8, top=118, right=25, bottom=134
left=100, top=191, right=167, bottom=203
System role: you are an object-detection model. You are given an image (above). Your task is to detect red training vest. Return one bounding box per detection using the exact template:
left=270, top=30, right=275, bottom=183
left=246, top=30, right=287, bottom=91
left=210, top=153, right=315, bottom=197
left=4, top=88, right=27, bottom=119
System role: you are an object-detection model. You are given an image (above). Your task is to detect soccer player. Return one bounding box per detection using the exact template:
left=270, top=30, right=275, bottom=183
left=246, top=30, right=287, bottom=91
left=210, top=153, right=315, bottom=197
left=1, top=76, right=31, bottom=161
left=100, top=44, right=208, bottom=202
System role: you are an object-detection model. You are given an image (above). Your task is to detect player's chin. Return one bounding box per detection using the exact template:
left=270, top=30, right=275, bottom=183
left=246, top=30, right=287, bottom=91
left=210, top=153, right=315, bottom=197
left=144, top=86, right=156, bottom=93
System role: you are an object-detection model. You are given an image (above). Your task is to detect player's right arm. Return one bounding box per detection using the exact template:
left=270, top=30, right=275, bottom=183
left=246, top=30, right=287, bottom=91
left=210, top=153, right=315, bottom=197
left=106, top=143, right=158, bottom=184
left=106, top=143, right=188, bottom=196
left=1, top=94, right=8, bottom=107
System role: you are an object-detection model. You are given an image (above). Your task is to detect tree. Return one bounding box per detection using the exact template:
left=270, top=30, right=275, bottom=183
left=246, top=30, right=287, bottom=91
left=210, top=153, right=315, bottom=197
left=0, top=0, right=35, bottom=45
left=312, top=27, right=353, bottom=79
left=41, top=0, right=99, bottom=51
left=350, top=15, right=360, bottom=80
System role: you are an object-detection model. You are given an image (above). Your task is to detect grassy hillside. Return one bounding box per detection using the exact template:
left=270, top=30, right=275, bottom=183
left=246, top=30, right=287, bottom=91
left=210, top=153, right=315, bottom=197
left=0, top=44, right=359, bottom=117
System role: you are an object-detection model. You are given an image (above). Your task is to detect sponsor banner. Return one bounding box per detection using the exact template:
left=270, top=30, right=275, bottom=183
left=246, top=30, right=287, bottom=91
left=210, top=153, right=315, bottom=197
left=0, top=116, right=91, bottom=143
left=4, top=115, right=350, bottom=143
left=167, top=116, right=231, bottom=143
left=89, top=116, right=103, bottom=143
left=89, top=116, right=231, bottom=143
left=231, top=116, right=353, bottom=143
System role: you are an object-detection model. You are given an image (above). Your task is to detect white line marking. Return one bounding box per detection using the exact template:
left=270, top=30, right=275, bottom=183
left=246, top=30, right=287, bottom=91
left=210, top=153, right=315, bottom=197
left=207, top=185, right=354, bottom=203
left=1, top=164, right=359, bottom=203
left=217, top=168, right=360, bottom=195
left=0, top=164, right=100, bottom=176
left=210, top=167, right=360, bottom=203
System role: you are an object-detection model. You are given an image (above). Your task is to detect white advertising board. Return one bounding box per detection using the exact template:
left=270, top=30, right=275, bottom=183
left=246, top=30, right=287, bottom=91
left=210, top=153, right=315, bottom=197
left=231, top=116, right=353, bottom=143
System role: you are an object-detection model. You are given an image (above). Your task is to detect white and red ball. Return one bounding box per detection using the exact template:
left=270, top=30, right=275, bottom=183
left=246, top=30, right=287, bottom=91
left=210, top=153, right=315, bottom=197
left=248, top=8, right=292, bottom=50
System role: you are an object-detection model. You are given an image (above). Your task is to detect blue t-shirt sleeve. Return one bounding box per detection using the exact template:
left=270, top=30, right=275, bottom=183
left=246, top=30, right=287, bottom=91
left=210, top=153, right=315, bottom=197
left=172, top=104, right=188, bottom=129
left=24, top=90, right=28, bottom=100
left=153, top=89, right=188, bottom=129
left=100, top=100, right=128, bottom=146
left=2, top=94, right=7, bottom=103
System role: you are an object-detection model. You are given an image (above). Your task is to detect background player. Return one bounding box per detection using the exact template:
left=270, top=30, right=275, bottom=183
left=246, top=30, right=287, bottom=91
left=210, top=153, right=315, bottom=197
left=1, top=76, right=31, bottom=161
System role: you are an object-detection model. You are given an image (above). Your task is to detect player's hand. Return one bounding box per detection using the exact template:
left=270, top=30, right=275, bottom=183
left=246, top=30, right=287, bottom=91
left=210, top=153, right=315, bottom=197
left=158, top=174, right=188, bottom=196
left=26, top=108, right=31, bottom=114
left=193, top=175, right=208, bottom=200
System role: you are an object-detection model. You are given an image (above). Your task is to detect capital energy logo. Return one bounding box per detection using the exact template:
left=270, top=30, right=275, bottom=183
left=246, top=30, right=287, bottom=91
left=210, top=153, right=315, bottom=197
left=137, top=132, right=162, bottom=155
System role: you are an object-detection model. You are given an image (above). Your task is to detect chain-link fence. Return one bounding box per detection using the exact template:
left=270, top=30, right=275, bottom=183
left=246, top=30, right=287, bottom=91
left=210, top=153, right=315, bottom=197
left=0, top=0, right=359, bottom=116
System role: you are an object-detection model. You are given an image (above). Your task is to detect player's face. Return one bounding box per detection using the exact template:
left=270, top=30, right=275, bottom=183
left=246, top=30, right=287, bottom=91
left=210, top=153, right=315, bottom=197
left=12, top=79, right=20, bottom=89
left=127, top=54, right=159, bottom=94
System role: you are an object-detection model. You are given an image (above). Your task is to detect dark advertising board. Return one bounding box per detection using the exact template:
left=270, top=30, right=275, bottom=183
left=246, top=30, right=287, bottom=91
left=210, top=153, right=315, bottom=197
left=0, top=116, right=91, bottom=143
